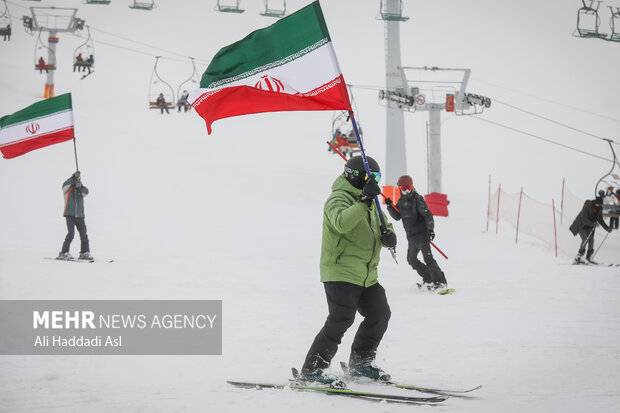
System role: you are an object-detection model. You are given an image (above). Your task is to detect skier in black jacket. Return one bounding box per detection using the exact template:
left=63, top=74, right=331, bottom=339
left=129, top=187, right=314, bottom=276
left=569, top=196, right=612, bottom=263
left=385, top=175, right=447, bottom=290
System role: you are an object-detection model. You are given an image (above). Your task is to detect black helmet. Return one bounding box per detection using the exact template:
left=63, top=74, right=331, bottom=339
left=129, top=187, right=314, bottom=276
left=344, top=155, right=380, bottom=189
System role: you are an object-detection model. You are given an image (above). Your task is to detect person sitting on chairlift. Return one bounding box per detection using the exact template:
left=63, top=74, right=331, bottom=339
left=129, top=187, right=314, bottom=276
left=156, top=93, right=169, bottom=114
left=73, top=53, right=83, bottom=72
left=37, top=57, right=48, bottom=73
left=1, top=24, right=10, bottom=41
left=177, top=90, right=190, bottom=112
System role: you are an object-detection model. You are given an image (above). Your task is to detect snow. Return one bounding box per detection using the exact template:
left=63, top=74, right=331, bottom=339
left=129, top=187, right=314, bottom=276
left=1, top=0, right=619, bottom=412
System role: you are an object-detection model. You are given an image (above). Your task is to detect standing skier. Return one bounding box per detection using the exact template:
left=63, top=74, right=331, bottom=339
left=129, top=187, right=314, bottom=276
left=385, top=175, right=447, bottom=290
left=569, top=196, right=612, bottom=264
left=57, top=171, right=93, bottom=261
left=300, top=155, right=397, bottom=384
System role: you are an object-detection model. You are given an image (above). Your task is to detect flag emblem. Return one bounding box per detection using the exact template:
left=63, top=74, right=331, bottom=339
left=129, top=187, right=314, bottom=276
left=255, top=75, right=284, bottom=93
left=25, top=123, right=41, bottom=135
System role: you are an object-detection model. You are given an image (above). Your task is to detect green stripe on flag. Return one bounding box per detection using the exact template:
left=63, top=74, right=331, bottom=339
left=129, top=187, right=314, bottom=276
left=201, top=1, right=330, bottom=88
left=0, top=94, right=73, bottom=128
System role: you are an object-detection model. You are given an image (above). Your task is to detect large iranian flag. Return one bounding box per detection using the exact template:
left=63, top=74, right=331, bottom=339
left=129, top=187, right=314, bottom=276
left=0, top=94, right=74, bottom=159
left=189, top=1, right=352, bottom=134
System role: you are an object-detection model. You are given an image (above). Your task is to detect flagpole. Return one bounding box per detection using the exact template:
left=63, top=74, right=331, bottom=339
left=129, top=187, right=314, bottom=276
left=349, top=111, right=398, bottom=264
left=72, top=138, right=79, bottom=172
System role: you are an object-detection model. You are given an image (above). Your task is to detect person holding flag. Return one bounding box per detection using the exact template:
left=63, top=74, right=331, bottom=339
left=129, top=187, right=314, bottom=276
left=186, top=1, right=398, bottom=382
left=300, top=155, right=397, bottom=384
left=57, top=171, right=93, bottom=261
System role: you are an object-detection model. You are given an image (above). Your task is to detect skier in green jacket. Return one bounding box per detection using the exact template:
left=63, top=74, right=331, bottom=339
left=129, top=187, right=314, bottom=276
left=57, top=171, right=93, bottom=261
left=300, top=155, right=397, bottom=384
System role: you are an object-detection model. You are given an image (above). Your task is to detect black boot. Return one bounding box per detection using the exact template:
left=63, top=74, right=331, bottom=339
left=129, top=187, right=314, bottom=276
left=586, top=249, right=597, bottom=264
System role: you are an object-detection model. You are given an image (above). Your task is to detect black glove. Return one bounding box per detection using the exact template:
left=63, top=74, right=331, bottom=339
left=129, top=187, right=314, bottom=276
left=359, top=179, right=381, bottom=205
left=428, top=230, right=435, bottom=241
left=380, top=229, right=397, bottom=248
left=608, top=227, right=613, bottom=233
left=385, top=197, right=393, bottom=206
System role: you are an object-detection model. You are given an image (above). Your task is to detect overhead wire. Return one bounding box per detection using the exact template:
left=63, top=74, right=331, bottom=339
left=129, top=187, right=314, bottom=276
left=470, top=116, right=612, bottom=162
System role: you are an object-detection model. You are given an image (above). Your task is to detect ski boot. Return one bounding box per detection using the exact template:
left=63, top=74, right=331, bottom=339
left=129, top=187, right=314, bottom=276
left=56, top=252, right=73, bottom=260
left=295, top=368, right=346, bottom=388
left=348, top=363, right=391, bottom=382
left=586, top=249, right=598, bottom=265
left=79, top=251, right=94, bottom=261
left=574, top=251, right=586, bottom=264
left=429, top=282, right=447, bottom=292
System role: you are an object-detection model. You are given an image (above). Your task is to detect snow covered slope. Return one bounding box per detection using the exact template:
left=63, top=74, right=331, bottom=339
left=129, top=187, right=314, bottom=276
left=1, top=1, right=619, bottom=412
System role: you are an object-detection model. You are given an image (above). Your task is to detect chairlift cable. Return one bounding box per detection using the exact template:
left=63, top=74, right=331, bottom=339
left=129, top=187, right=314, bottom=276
left=470, top=116, right=612, bottom=162
left=493, top=98, right=617, bottom=145
left=471, top=77, right=620, bottom=124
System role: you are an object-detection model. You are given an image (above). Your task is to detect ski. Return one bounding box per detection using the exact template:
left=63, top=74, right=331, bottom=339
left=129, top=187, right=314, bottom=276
left=340, top=362, right=481, bottom=395
left=416, top=283, right=456, bottom=295
left=44, top=257, right=94, bottom=264
left=227, top=380, right=448, bottom=404
left=571, top=261, right=619, bottom=267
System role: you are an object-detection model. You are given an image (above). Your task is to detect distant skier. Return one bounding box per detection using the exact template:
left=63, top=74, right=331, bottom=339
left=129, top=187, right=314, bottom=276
left=603, top=187, right=619, bottom=230
left=569, top=196, right=612, bottom=264
left=156, top=93, right=169, bottom=114
left=300, top=155, right=396, bottom=384
left=57, top=171, right=93, bottom=261
left=385, top=175, right=447, bottom=290
left=177, top=90, right=190, bottom=112
left=0, top=24, right=10, bottom=41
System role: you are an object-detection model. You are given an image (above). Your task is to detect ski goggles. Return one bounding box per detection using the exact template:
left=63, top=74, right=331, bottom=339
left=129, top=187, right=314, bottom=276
left=366, top=171, right=381, bottom=183
left=400, top=184, right=413, bottom=191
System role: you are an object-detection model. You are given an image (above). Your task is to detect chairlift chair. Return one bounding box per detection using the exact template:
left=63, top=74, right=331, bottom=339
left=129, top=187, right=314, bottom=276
left=215, top=0, right=244, bottom=14
left=176, top=57, right=199, bottom=112
left=609, top=7, right=620, bottom=42
left=72, top=26, right=95, bottom=76
left=85, top=0, right=111, bottom=4
left=129, top=0, right=155, bottom=11
left=594, top=140, right=620, bottom=199
left=576, top=0, right=607, bottom=39
left=260, top=0, right=286, bottom=18
left=0, top=0, right=11, bottom=40
left=33, top=29, right=56, bottom=72
left=149, top=56, right=175, bottom=110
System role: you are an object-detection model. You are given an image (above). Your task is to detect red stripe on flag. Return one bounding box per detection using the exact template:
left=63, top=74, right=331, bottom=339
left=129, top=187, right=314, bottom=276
left=0, top=128, right=74, bottom=159
left=193, top=75, right=351, bottom=134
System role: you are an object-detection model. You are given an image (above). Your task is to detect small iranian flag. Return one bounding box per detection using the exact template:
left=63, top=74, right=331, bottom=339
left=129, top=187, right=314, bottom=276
left=189, top=1, right=351, bottom=134
left=0, top=94, right=74, bottom=159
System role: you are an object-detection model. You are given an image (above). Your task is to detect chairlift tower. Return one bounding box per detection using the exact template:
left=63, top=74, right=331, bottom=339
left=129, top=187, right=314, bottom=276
left=378, top=66, right=491, bottom=215
left=24, top=7, right=83, bottom=98
left=379, top=0, right=409, bottom=188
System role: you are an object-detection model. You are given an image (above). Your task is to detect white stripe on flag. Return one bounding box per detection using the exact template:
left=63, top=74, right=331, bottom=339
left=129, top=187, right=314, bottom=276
left=189, top=42, right=343, bottom=103
left=0, top=110, right=74, bottom=146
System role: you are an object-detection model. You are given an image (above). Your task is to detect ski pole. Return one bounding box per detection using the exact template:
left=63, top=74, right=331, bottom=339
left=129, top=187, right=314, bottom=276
left=348, top=112, right=398, bottom=264
left=591, top=229, right=610, bottom=260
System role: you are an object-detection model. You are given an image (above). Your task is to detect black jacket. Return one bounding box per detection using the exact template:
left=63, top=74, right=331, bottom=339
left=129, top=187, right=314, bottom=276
left=569, top=200, right=610, bottom=235
left=387, top=192, right=434, bottom=240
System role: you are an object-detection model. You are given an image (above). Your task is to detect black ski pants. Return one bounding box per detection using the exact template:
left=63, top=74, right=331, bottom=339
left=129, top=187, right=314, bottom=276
left=407, top=237, right=446, bottom=284
left=61, top=216, right=90, bottom=254
left=301, top=281, right=391, bottom=374
left=578, top=227, right=595, bottom=255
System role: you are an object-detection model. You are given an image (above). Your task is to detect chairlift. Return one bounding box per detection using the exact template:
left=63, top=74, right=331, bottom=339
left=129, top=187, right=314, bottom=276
left=329, top=86, right=363, bottom=158
left=129, top=0, right=155, bottom=11
left=594, top=140, right=620, bottom=198
left=176, top=57, right=199, bottom=112
left=72, top=26, right=95, bottom=77
left=215, top=0, right=244, bottom=14
left=84, top=0, right=111, bottom=5
left=148, top=56, right=175, bottom=110
left=609, top=7, right=620, bottom=42
left=260, top=0, right=286, bottom=18
left=575, top=0, right=607, bottom=39
left=0, top=0, right=10, bottom=41
left=33, top=29, right=56, bottom=72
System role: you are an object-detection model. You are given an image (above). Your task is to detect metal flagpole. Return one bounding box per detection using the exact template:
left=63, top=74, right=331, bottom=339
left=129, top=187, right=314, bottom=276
left=349, top=111, right=398, bottom=264
left=72, top=138, right=79, bottom=172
